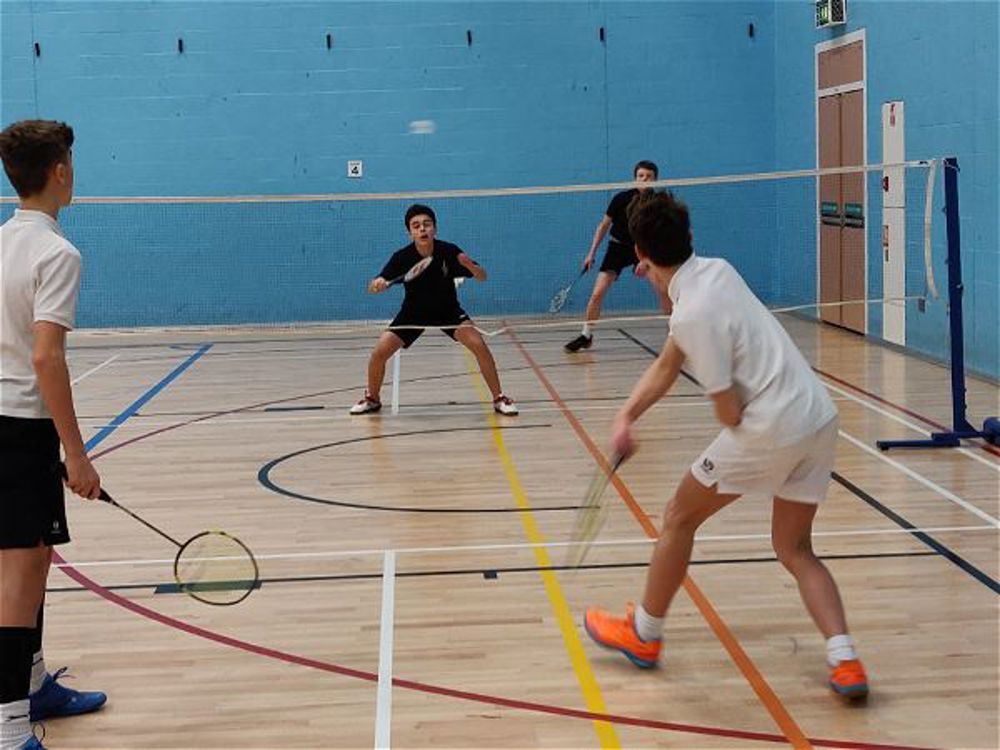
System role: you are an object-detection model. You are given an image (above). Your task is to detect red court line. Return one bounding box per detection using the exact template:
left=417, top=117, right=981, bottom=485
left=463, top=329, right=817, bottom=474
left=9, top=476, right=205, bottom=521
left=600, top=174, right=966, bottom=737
left=507, top=327, right=814, bottom=749
left=813, top=366, right=1000, bottom=459
left=51, top=551, right=940, bottom=750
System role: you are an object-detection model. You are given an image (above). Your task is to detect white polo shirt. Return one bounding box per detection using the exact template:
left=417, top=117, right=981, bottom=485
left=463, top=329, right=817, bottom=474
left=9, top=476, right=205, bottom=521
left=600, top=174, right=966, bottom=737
left=667, top=254, right=836, bottom=446
left=1, top=208, right=82, bottom=418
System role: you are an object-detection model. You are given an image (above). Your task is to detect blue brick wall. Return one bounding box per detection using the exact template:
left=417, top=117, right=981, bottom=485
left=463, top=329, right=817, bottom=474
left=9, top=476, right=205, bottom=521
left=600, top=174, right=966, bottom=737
left=2, top=1, right=995, bottom=380
left=774, top=1, right=999, bottom=378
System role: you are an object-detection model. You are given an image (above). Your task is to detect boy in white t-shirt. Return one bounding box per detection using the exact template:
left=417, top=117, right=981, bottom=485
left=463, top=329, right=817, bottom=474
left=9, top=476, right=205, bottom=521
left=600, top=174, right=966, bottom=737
left=1, top=120, right=106, bottom=750
left=584, top=192, right=868, bottom=699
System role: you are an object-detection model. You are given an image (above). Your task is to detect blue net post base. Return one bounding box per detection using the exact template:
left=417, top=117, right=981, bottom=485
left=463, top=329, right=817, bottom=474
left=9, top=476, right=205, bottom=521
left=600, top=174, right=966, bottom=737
left=878, top=418, right=1000, bottom=450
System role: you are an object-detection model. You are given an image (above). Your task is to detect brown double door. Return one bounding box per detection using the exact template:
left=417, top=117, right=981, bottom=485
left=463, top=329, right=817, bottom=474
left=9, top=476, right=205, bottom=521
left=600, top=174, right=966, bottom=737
left=818, top=41, right=865, bottom=333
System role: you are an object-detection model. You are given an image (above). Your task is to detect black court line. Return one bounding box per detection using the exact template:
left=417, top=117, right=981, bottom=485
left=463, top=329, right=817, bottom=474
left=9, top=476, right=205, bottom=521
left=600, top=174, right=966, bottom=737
left=616, top=327, right=701, bottom=387
left=258, top=423, right=588, bottom=514
left=263, top=405, right=326, bottom=412
left=618, top=323, right=1000, bottom=597
left=44, top=549, right=939, bottom=596
left=832, top=472, right=1000, bottom=595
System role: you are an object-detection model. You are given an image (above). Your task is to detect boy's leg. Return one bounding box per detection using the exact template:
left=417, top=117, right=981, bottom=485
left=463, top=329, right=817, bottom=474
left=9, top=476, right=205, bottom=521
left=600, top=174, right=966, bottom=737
left=453, top=324, right=501, bottom=398
left=565, top=271, right=616, bottom=351
left=585, top=471, right=739, bottom=667
left=365, top=332, right=405, bottom=402
left=771, top=496, right=867, bottom=697
left=1, top=545, right=50, bottom=749
left=642, top=471, right=741, bottom=617
left=770, top=498, right=847, bottom=638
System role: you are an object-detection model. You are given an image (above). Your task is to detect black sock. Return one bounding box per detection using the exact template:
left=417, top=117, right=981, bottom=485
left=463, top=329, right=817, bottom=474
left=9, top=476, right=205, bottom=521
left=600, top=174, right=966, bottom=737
left=0, top=627, right=33, bottom=703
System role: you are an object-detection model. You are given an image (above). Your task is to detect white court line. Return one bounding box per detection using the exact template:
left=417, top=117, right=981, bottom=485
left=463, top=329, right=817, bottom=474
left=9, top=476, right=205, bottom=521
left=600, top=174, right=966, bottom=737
left=51, top=523, right=997, bottom=569
left=374, top=550, right=396, bottom=750
left=70, top=354, right=120, bottom=385
left=839, top=430, right=1000, bottom=527
left=822, top=378, right=1000, bottom=473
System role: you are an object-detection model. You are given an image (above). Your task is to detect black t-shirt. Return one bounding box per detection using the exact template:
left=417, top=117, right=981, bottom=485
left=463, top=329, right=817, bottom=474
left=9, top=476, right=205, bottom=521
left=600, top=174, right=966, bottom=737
left=606, top=188, right=639, bottom=246
left=379, top=239, right=473, bottom=316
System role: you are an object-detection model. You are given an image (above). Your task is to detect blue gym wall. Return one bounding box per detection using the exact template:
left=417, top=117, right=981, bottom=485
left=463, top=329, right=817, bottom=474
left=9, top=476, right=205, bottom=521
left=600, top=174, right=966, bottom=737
left=1, top=2, right=996, bottom=378
left=773, top=0, right=999, bottom=378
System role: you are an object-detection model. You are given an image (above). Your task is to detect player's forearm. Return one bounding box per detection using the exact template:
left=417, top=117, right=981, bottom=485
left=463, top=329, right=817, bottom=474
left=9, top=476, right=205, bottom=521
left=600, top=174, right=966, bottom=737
left=588, top=222, right=610, bottom=255
left=618, top=338, right=685, bottom=423
left=458, top=254, right=486, bottom=281
left=33, top=354, right=88, bottom=458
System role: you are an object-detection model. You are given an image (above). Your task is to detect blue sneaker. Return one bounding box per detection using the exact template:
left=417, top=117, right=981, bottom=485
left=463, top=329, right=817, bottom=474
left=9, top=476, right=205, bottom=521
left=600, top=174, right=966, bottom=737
left=21, top=734, right=46, bottom=750
left=29, top=667, right=107, bottom=721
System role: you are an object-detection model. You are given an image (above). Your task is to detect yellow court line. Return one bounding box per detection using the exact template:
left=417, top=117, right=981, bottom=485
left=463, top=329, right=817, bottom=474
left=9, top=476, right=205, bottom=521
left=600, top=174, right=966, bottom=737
left=463, top=351, right=620, bottom=749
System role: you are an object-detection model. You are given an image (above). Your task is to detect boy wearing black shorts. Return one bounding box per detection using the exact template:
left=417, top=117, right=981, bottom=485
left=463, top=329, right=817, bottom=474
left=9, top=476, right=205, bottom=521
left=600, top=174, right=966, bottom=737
left=350, top=204, right=518, bottom=416
left=1, top=120, right=107, bottom=750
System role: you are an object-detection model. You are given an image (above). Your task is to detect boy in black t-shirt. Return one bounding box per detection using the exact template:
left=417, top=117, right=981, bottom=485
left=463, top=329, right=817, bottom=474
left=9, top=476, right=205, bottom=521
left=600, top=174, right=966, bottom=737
left=350, top=204, right=518, bottom=415
left=564, top=160, right=658, bottom=352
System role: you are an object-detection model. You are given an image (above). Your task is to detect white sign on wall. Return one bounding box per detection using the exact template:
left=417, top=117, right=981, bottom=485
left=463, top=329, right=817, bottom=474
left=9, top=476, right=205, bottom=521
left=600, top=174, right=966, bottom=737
left=347, top=160, right=363, bottom=178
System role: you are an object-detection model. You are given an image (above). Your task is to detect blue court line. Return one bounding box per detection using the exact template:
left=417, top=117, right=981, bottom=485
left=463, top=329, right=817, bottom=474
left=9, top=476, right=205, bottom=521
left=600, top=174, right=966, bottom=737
left=84, top=343, right=212, bottom=452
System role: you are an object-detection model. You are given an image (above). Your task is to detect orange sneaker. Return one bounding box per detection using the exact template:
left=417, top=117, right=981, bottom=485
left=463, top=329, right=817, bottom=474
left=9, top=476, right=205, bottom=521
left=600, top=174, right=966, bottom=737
left=584, top=603, right=661, bottom=668
left=829, top=658, right=869, bottom=699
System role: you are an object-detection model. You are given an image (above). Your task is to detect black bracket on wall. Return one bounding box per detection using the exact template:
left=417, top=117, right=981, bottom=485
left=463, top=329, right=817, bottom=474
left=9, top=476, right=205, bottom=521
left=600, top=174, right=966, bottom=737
left=466, top=30, right=473, bottom=47
left=33, top=42, right=41, bottom=57
left=326, top=33, right=332, bottom=50
left=599, top=26, right=605, bottom=43
left=177, top=38, right=184, bottom=54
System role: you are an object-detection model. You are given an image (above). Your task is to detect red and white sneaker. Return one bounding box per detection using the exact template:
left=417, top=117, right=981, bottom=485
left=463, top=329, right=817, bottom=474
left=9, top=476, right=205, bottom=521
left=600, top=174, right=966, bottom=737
left=349, top=394, right=382, bottom=415
left=493, top=394, right=519, bottom=416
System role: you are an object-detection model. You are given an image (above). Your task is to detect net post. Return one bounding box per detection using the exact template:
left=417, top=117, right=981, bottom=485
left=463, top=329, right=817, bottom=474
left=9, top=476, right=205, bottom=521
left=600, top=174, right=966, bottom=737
left=941, top=157, right=975, bottom=433
left=390, top=350, right=401, bottom=415
left=877, top=157, right=997, bottom=450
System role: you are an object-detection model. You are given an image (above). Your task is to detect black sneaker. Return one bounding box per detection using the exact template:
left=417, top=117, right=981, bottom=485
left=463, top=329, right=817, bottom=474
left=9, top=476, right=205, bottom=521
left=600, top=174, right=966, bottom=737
left=564, top=334, right=593, bottom=353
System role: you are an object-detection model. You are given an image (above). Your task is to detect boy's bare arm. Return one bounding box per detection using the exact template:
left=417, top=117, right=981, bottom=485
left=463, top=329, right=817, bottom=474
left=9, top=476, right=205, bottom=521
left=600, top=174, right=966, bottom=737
left=32, top=321, right=101, bottom=498
left=619, top=336, right=686, bottom=423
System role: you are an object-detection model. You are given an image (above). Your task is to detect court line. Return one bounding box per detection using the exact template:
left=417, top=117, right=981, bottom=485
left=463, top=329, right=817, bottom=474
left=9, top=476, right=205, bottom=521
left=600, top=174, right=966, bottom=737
left=506, top=327, right=814, bottom=750
left=71, top=354, right=120, bottom=385
left=375, top=551, right=396, bottom=750
left=832, top=473, right=1000, bottom=594
left=838, top=431, right=1000, bottom=528
left=85, top=344, right=212, bottom=450
left=464, top=351, right=621, bottom=748
left=52, top=524, right=997, bottom=570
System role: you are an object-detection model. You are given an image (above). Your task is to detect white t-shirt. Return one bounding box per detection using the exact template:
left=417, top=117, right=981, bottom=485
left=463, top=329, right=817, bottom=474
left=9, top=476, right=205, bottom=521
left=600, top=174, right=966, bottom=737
left=667, top=254, right=836, bottom=446
left=1, top=208, right=82, bottom=418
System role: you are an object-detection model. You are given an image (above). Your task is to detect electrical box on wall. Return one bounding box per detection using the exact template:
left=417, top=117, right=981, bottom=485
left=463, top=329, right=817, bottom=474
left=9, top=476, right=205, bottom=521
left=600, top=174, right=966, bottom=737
left=816, top=0, right=846, bottom=28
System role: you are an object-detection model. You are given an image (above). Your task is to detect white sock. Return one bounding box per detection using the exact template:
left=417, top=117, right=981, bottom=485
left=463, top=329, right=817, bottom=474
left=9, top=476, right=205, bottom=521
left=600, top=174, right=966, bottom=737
left=581, top=323, right=592, bottom=337
left=633, top=604, right=664, bottom=643
left=826, top=634, right=857, bottom=667
left=29, top=651, right=46, bottom=695
left=0, top=699, right=31, bottom=749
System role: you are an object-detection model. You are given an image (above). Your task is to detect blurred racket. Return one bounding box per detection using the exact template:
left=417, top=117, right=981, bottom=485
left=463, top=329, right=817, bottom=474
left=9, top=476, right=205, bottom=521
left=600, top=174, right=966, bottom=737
left=564, top=453, right=625, bottom=568
left=61, top=465, right=258, bottom=605
left=548, top=268, right=587, bottom=313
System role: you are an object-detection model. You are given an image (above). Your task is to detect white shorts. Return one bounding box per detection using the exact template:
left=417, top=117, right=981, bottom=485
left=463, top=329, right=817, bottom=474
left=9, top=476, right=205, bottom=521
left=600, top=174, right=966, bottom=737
left=691, top=416, right=838, bottom=504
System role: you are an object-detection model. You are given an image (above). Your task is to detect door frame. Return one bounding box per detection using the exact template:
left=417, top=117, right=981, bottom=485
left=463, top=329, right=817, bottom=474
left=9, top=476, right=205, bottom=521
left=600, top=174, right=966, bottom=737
left=815, top=28, right=868, bottom=333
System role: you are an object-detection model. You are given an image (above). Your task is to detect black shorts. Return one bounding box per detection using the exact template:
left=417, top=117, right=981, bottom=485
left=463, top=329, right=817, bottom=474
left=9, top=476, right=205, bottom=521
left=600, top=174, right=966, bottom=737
left=0, top=416, right=70, bottom=549
left=599, top=240, right=638, bottom=276
left=388, top=308, right=471, bottom=348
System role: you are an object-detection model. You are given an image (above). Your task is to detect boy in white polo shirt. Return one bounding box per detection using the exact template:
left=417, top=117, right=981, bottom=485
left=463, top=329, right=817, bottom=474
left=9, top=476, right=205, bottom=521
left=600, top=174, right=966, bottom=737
left=584, top=192, right=868, bottom=699
left=1, top=120, right=107, bottom=750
